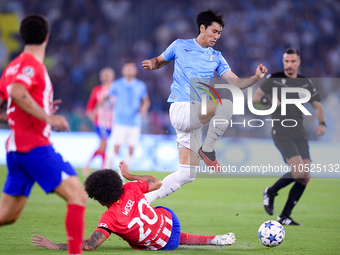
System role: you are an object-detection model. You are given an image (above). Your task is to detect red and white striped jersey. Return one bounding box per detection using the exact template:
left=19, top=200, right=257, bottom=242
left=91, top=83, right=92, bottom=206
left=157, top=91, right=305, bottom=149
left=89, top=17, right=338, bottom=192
left=86, top=84, right=113, bottom=129
left=0, top=52, right=53, bottom=152
left=95, top=181, right=173, bottom=250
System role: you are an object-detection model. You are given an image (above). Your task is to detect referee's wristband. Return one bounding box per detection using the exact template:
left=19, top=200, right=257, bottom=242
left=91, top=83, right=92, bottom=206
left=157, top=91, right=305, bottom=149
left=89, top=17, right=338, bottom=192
left=319, top=121, right=327, bottom=127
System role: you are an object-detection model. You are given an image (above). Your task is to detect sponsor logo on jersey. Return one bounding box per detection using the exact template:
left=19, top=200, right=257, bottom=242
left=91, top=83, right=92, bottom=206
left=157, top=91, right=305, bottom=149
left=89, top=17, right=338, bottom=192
left=122, top=199, right=135, bottom=216
left=5, top=64, right=20, bottom=76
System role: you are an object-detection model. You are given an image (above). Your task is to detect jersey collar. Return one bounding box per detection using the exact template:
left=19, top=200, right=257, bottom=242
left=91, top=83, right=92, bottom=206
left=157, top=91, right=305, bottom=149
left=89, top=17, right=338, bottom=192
left=193, top=38, right=210, bottom=51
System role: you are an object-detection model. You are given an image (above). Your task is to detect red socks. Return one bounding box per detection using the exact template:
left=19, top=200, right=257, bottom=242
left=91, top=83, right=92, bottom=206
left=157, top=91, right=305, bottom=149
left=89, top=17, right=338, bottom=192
left=180, top=232, right=216, bottom=245
left=92, top=150, right=106, bottom=167
left=66, top=204, right=85, bottom=254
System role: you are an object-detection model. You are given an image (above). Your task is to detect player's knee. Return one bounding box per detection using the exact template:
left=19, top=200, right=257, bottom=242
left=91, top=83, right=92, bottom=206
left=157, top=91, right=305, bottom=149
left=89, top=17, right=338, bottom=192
left=219, top=99, right=233, bottom=120
left=298, top=175, right=310, bottom=186
left=76, top=189, right=88, bottom=207
left=61, top=180, right=87, bottom=206
left=293, top=169, right=310, bottom=185
left=1, top=215, right=20, bottom=225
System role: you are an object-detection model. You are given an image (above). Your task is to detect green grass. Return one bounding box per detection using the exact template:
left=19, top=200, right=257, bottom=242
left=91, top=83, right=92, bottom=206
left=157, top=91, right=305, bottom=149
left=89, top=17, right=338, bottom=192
left=0, top=165, right=339, bottom=254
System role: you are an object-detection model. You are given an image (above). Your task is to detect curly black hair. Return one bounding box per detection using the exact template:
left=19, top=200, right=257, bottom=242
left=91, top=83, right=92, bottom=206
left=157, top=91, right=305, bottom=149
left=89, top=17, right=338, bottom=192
left=20, top=14, right=49, bottom=45
left=196, top=10, right=224, bottom=34
left=84, top=169, right=124, bottom=204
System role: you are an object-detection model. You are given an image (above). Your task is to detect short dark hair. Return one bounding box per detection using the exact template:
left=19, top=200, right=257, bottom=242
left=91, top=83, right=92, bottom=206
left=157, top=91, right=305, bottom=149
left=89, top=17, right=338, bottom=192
left=84, top=169, right=124, bottom=204
left=284, top=48, right=300, bottom=58
left=196, top=10, right=224, bottom=34
left=20, top=14, right=49, bottom=45
left=123, top=60, right=136, bottom=66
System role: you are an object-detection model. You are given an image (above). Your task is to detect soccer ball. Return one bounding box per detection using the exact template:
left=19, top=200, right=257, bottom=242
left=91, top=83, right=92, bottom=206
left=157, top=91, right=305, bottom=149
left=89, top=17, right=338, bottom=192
left=258, top=220, right=285, bottom=247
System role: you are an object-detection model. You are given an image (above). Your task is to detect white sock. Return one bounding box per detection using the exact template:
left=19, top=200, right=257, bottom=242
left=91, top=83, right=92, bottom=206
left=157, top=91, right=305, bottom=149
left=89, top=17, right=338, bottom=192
left=125, top=155, right=132, bottom=167
left=202, top=99, right=232, bottom=152
left=104, top=152, right=116, bottom=169
left=145, top=190, right=160, bottom=204
left=145, top=164, right=197, bottom=204
left=115, top=168, right=125, bottom=184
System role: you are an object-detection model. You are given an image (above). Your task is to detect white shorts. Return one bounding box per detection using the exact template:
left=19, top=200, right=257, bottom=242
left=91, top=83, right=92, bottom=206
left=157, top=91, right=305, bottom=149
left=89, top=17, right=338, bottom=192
left=169, top=101, right=204, bottom=153
left=112, top=124, right=141, bottom=147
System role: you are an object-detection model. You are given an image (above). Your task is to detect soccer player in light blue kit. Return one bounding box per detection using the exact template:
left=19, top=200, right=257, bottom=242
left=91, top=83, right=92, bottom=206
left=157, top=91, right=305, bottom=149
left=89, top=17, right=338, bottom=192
left=105, top=61, right=150, bottom=169
left=142, top=10, right=268, bottom=203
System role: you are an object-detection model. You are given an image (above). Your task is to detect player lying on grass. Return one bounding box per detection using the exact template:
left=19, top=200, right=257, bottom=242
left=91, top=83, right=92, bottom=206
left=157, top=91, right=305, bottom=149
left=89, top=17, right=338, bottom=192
left=31, top=161, right=235, bottom=251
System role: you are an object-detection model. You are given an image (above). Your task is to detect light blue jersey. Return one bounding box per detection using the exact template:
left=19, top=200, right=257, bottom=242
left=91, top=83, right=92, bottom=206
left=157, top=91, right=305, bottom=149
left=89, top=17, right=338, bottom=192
left=109, top=77, right=147, bottom=127
left=162, top=39, right=231, bottom=103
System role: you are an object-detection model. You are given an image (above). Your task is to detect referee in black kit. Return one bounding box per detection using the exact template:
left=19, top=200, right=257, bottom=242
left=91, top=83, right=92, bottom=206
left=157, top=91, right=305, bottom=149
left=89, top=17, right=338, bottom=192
left=253, top=48, right=326, bottom=225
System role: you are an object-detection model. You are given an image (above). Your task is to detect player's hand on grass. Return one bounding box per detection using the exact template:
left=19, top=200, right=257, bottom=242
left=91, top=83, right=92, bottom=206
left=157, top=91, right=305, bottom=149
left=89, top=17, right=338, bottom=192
left=119, top=160, right=130, bottom=179
left=47, top=115, right=70, bottom=132
left=255, top=64, right=268, bottom=79
left=31, top=234, right=59, bottom=250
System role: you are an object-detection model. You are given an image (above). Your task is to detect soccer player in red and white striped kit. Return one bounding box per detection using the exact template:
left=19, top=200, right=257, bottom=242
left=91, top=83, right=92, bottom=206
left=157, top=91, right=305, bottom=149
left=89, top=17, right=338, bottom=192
left=31, top=161, right=236, bottom=251
left=0, top=14, right=86, bottom=255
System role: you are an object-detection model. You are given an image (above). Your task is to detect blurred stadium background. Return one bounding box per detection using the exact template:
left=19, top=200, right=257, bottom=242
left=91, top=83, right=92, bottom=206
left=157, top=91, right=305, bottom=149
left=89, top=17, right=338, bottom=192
left=0, top=0, right=339, bottom=172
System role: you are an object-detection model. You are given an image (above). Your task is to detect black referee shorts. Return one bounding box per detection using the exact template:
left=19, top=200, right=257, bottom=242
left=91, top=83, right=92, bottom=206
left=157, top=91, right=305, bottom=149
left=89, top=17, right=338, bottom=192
left=272, top=131, right=311, bottom=163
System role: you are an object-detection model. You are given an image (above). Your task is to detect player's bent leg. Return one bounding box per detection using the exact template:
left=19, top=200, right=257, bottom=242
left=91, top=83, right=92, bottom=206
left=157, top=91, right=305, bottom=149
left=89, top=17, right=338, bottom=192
left=104, top=144, right=120, bottom=169
left=199, top=99, right=233, bottom=168
left=277, top=157, right=310, bottom=226
left=263, top=172, right=295, bottom=216
left=98, top=138, right=107, bottom=152
left=145, top=148, right=198, bottom=203
left=158, top=164, right=196, bottom=198
left=0, top=193, right=28, bottom=225
left=54, top=177, right=86, bottom=255
left=179, top=232, right=236, bottom=246
left=125, top=146, right=134, bottom=167
left=114, top=144, right=120, bottom=155
left=54, top=176, right=87, bottom=206
left=287, top=156, right=310, bottom=184
left=198, top=99, right=219, bottom=125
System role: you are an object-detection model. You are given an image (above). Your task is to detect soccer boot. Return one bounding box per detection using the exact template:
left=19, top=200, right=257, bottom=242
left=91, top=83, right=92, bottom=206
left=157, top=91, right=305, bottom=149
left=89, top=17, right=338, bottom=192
left=198, top=147, right=222, bottom=172
left=211, top=233, right=236, bottom=246
left=277, top=215, right=301, bottom=226
left=263, top=187, right=277, bottom=216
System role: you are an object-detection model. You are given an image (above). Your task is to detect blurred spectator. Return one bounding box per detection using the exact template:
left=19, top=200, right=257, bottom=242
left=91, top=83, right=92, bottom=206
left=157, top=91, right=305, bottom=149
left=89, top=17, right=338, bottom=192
left=0, top=0, right=339, bottom=140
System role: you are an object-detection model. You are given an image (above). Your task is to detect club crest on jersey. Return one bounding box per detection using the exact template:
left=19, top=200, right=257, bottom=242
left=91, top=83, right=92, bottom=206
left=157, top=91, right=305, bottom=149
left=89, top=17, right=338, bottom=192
left=207, top=53, right=216, bottom=61
left=23, top=66, right=35, bottom=77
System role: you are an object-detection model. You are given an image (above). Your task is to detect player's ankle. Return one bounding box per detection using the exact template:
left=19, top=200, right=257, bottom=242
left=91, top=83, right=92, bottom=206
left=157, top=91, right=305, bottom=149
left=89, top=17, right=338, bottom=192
left=202, top=144, right=213, bottom=153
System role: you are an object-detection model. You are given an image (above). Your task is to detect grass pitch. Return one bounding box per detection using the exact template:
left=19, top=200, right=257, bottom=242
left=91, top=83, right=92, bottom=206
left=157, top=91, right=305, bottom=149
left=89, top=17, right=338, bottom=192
left=0, top=165, right=339, bottom=254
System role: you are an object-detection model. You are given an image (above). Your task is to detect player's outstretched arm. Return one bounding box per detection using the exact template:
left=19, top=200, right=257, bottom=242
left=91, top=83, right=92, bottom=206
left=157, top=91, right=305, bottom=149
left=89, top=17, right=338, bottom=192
left=31, top=231, right=108, bottom=251
left=222, top=64, right=268, bottom=89
left=8, top=83, right=70, bottom=131
left=142, top=55, right=170, bottom=70
left=119, top=161, right=162, bottom=192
